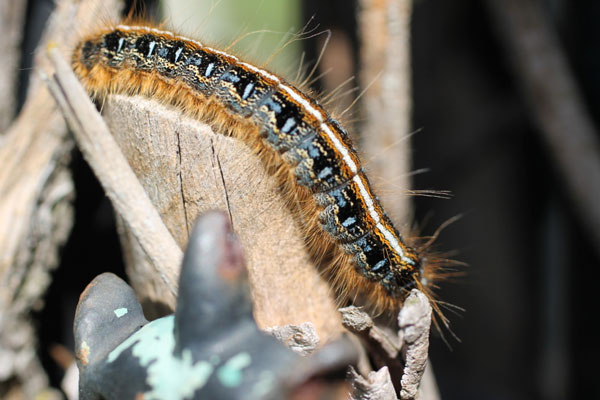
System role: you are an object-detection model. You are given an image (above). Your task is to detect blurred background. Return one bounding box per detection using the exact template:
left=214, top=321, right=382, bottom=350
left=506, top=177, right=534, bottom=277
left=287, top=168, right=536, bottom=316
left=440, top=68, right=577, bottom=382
left=8, top=0, right=600, bottom=398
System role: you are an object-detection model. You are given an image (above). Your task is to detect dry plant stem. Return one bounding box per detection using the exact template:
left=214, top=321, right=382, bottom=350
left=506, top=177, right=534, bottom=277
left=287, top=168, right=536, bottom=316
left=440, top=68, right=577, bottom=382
left=397, top=290, right=432, bottom=400
left=350, top=366, right=398, bottom=400
left=359, top=0, right=413, bottom=225
left=486, top=0, right=600, bottom=253
left=264, top=322, right=320, bottom=356
left=46, top=48, right=180, bottom=299
left=100, top=94, right=344, bottom=342
left=341, top=289, right=434, bottom=400
left=0, top=0, right=27, bottom=132
left=0, top=0, right=121, bottom=395
left=341, top=305, right=403, bottom=380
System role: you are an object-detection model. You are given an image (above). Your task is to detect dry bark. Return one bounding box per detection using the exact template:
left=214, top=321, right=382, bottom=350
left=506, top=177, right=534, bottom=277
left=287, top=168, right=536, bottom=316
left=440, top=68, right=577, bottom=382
left=342, top=290, right=437, bottom=400
left=0, top=0, right=122, bottom=396
left=397, top=290, right=433, bottom=399
left=264, top=322, right=320, bottom=356
left=350, top=366, right=398, bottom=400
left=46, top=50, right=182, bottom=304
left=101, top=94, right=344, bottom=342
left=0, top=0, right=27, bottom=132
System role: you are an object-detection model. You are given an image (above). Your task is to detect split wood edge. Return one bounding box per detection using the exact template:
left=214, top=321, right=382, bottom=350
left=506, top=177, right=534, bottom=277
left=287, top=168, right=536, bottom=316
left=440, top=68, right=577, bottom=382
left=45, top=47, right=181, bottom=297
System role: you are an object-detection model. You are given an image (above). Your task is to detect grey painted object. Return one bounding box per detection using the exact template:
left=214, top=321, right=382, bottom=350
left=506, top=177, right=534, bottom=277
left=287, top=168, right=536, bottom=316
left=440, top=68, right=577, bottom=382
left=74, top=211, right=352, bottom=400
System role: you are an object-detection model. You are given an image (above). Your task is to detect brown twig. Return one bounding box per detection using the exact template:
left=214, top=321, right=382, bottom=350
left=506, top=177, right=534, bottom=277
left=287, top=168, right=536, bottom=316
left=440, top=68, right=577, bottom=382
left=341, top=289, right=436, bottom=400
left=359, top=0, right=414, bottom=226
left=350, top=366, right=398, bottom=400
left=397, top=290, right=432, bottom=399
left=264, top=323, right=321, bottom=356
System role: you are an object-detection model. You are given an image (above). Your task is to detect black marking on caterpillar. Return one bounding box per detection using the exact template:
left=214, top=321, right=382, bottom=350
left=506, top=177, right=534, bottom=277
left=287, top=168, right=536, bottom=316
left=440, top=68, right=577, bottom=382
left=73, top=25, right=428, bottom=308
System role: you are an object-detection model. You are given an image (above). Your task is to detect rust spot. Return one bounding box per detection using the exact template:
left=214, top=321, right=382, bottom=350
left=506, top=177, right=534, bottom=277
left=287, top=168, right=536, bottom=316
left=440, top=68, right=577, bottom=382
left=78, top=279, right=99, bottom=304
left=77, top=341, right=90, bottom=366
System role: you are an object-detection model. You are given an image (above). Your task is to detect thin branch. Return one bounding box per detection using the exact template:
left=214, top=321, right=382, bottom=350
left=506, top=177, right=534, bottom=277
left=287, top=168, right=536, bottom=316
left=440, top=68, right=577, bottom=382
left=341, top=289, right=436, bottom=400
left=359, top=0, right=414, bottom=226
left=398, top=290, right=432, bottom=400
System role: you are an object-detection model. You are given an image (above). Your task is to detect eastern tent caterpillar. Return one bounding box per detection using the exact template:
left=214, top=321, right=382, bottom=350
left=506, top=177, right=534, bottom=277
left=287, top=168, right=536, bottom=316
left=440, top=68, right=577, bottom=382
left=72, top=24, right=443, bottom=313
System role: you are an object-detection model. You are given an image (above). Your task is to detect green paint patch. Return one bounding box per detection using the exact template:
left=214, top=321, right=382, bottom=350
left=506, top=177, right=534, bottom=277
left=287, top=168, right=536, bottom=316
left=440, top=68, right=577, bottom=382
left=217, top=352, right=252, bottom=387
left=114, top=308, right=128, bottom=318
left=252, top=370, right=276, bottom=397
left=107, top=316, right=214, bottom=399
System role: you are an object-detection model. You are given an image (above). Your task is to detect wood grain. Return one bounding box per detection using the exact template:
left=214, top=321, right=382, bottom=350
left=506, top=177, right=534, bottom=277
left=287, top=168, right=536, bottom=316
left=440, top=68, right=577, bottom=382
left=102, top=94, right=344, bottom=343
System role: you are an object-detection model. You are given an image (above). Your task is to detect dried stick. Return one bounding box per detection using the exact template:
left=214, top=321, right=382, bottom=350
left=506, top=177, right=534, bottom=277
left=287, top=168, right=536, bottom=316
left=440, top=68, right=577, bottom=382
left=359, top=0, right=414, bottom=226
left=46, top=48, right=181, bottom=298
left=264, top=323, right=320, bottom=356
left=486, top=0, right=600, bottom=253
left=0, top=0, right=27, bottom=132
left=397, top=290, right=432, bottom=399
left=350, top=366, right=398, bottom=400
left=0, top=1, right=122, bottom=396
left=342, top=289, right=436, bottom=400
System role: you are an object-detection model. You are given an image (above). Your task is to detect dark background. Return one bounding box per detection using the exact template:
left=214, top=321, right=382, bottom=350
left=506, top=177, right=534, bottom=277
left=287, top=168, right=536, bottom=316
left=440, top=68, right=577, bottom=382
left=21, top=0, right=600, bottom=399
left=303, top=1, right=600, bottom=397
left=410, top=2, right=599, bottom=399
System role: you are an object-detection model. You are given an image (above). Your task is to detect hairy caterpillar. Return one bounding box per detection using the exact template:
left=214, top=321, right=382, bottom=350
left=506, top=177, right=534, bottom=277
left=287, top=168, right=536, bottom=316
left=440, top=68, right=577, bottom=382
left=72, top=23, right=443, bottom=312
